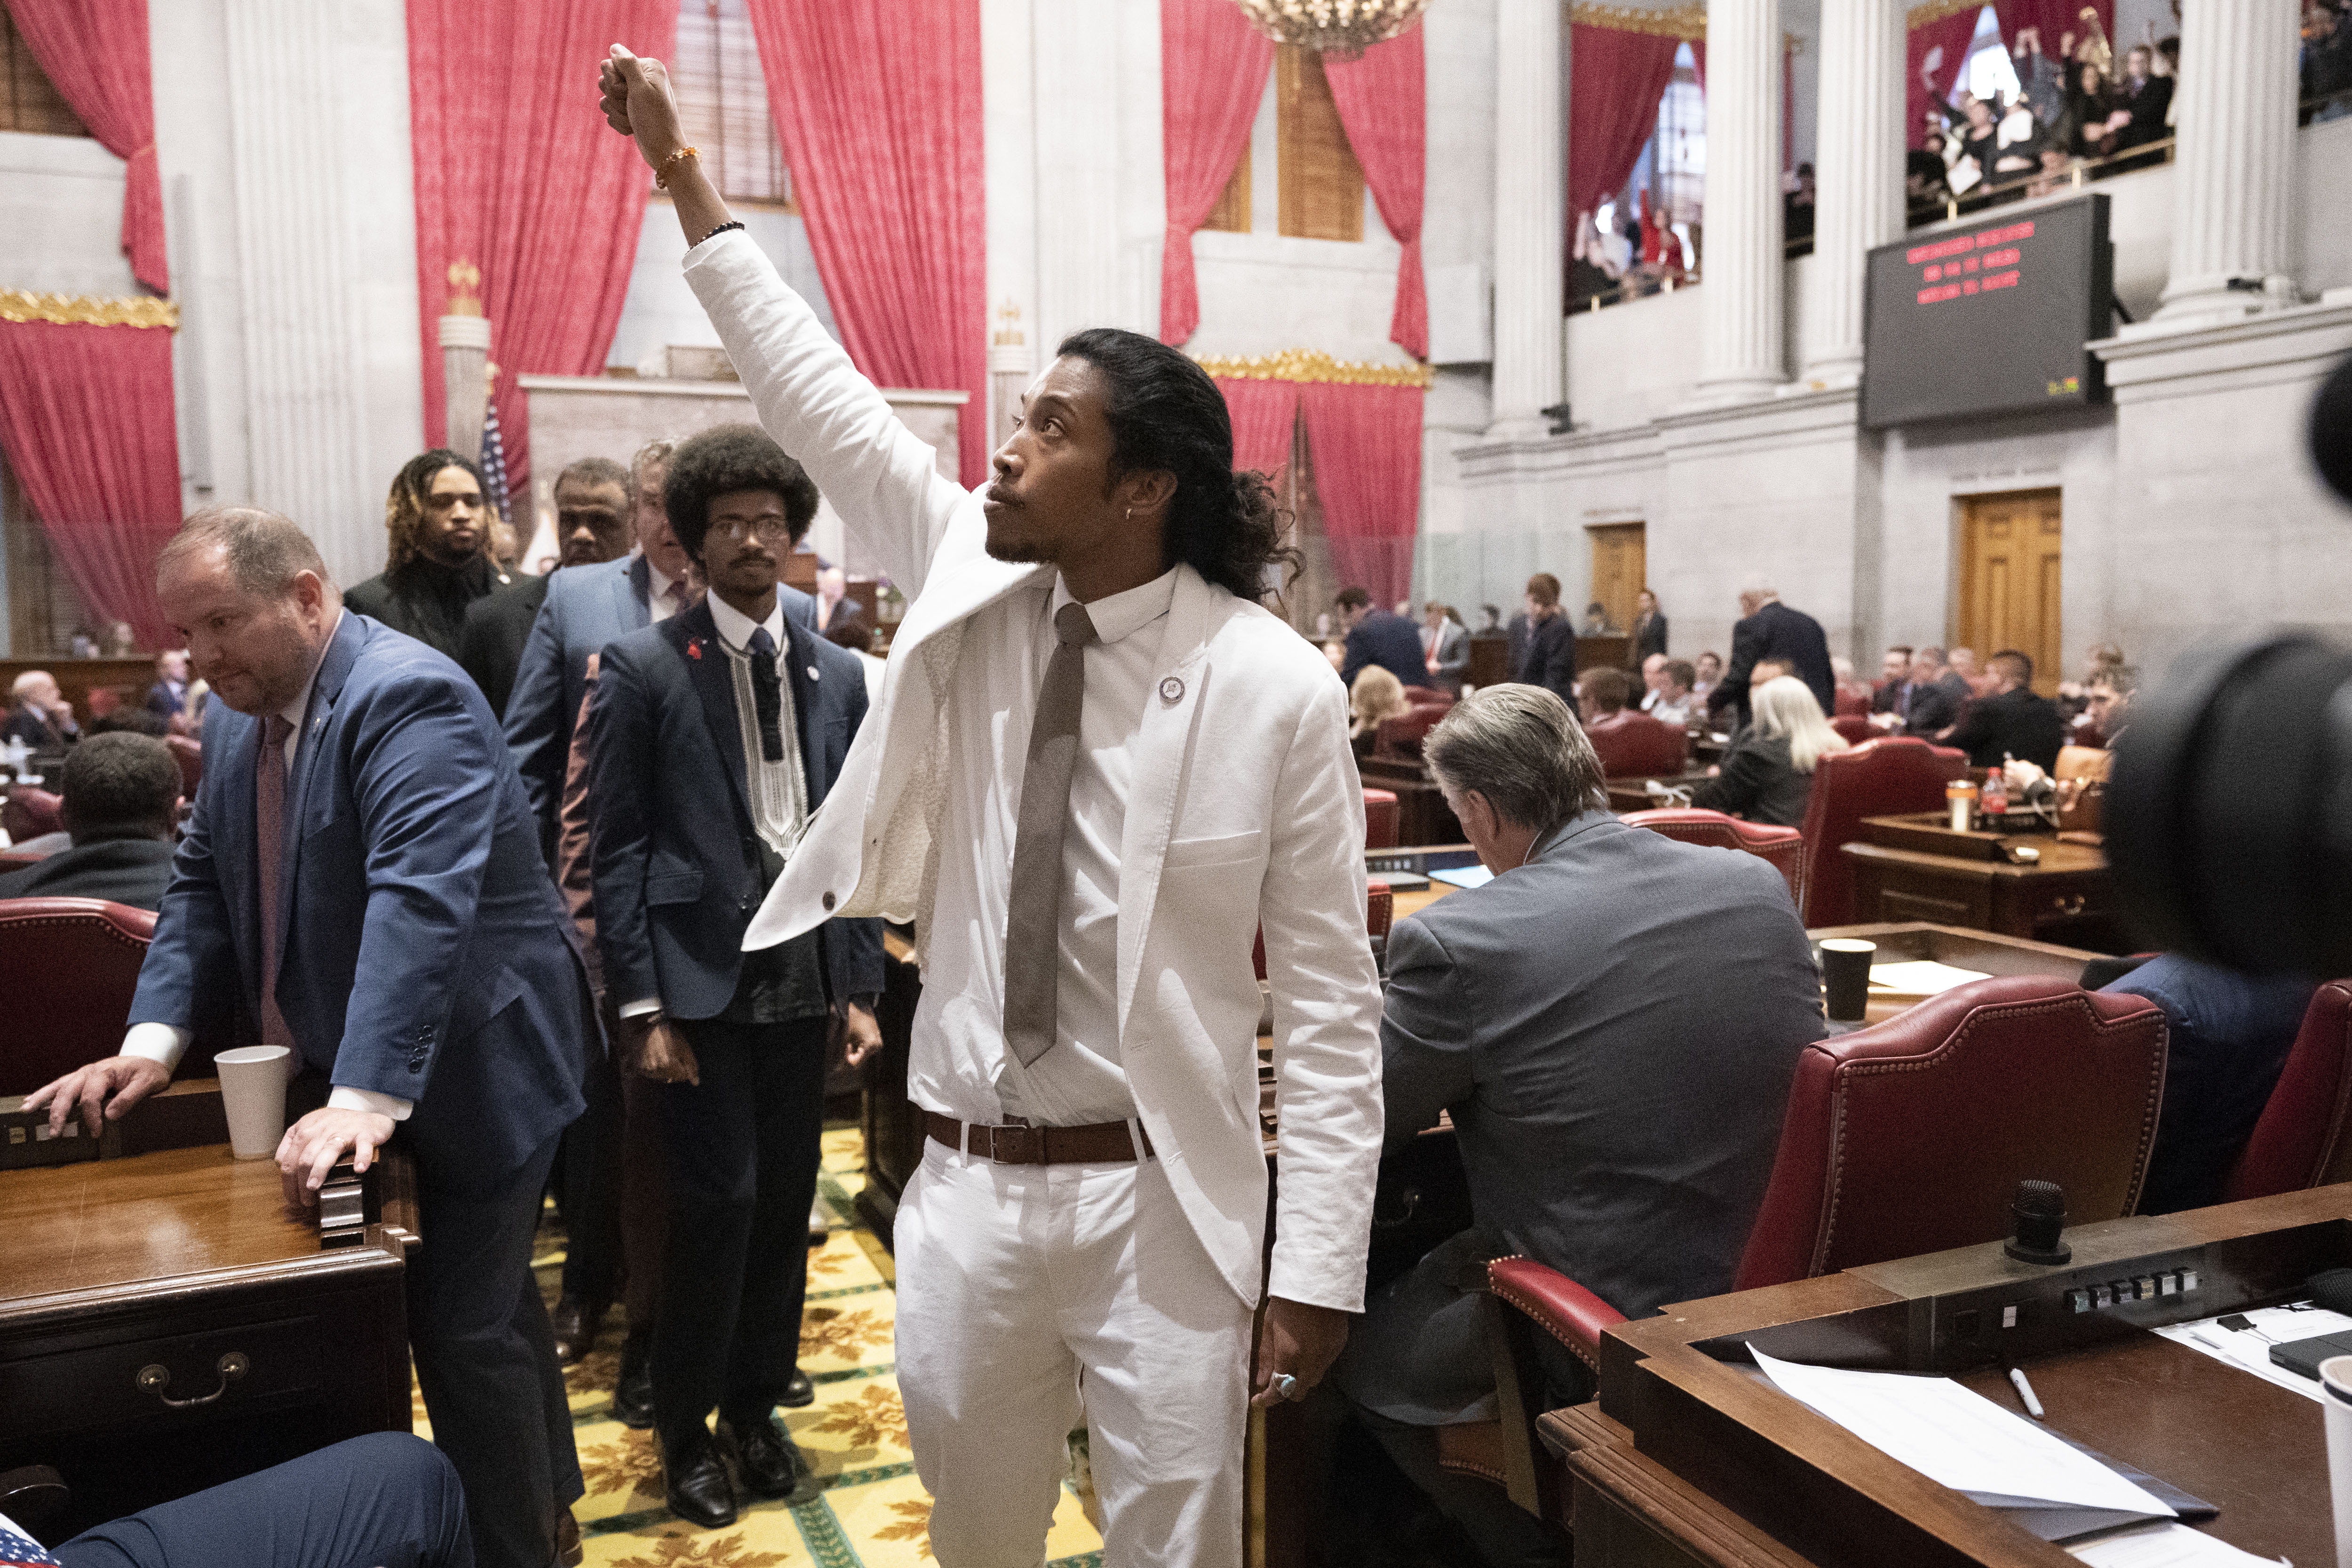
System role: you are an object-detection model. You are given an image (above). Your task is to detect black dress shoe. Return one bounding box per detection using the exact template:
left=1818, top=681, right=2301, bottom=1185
left=612, top=1327, right=656, bottom=1429
left=720, top=1411, right=813, bottom=1500
left=553, top=1507, right=583, bottom=1567
left=659, top=1427, right=738, bottom=1528
left=549, top=1296, right=607, bottom=1366
left=779, top=1367, right=814, bottom=1408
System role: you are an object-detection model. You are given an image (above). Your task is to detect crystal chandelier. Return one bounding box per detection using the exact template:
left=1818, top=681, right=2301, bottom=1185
left=1230, top=0, right=1430, bottom=59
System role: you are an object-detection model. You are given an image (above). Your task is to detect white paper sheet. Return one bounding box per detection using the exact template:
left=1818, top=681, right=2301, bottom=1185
left=2152, top=1299, right=2352, bottom=1406
left=1428, top=865, right=1494, bottom=890
left=2066, top=1521, right=2287, bottom=1566
left=1867, top=960, right=1994, bottom=995
left=1750, top=1347, right=2176, bottom=1518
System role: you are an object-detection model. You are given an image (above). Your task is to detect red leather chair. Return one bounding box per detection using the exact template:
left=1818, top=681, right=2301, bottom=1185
left=1834, top=688, right=1872, bottom=718
left=165, top=732, right=203, bottom=795
left=1375, top=708, right=1442, bottom=761
left=1829, top=714, right=1876, bottom=746
left=1481, top=978, right=2168, bottom=1517
left=0, top=852, right=40, bottom=872
left=2, top=788, right=63, bottom=845
left=1406, top=687, right=1456, bottom=712
left=0, top=897, right=160, bottom=1096
left=1584, top=712, right=1687, bottom=779
left=1795, top=736, right=1970, bottom=926
left=2222, top=980, right=2352, bottom=1201
left=1621, top=807, right=1804, bottom=908
left=1361, top=788, right=1400, bottom=851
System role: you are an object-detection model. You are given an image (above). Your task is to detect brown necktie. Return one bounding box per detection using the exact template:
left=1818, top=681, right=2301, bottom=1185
left=256, top=713, right=295, bottom=1046
left=1003, top=601, right=1097, bottom=1067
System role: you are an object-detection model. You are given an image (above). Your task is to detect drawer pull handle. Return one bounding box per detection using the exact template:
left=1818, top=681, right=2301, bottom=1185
left=2052, top=894, right=2087, bottom=916
left=136, top=1352, right=248, bottom=1408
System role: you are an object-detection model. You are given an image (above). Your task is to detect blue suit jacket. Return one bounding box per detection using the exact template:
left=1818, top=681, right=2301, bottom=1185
left=1341, top=608, right=1433, bottom=692
left=586, top=597, right=883, bottom=1021
left=505, top=553, right=814, bottom=835
left=130, top=613, right=590, bottom=1176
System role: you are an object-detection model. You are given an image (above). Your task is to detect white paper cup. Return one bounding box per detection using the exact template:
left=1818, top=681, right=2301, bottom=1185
left=214, top=1045, right=293, bottom=1160
left=2319, top=1354, right=2352, bottom=1568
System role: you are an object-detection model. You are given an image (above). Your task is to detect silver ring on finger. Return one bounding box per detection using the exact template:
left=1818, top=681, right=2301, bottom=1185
left=1273, top=1373, right=1300, bottom=1401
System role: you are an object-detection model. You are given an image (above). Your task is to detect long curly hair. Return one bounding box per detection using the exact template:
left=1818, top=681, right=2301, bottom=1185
left=382, top=449, right=488, bottom=574
left=1054, top=328, right=1297, bottom=603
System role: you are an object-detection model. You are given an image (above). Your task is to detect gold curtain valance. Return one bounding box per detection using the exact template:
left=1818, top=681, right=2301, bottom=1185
left=1194, top=349, right=1434, bottom=388
left=0, top=290, right=178, bottom=329
left=1565, top=3, right=1707, bottom=40
left=1906, top=0, right=1985, bottom=27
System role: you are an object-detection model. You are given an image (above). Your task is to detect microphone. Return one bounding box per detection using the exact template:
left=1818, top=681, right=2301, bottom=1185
left=2004, top=1179, right=2073, bottom=1266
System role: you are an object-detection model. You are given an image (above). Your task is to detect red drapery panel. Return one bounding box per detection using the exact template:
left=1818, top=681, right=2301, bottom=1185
left=1215, top=377, right=1299, bottom=484
left=1159, top=0, right=1274, bottom=350
left=1324, top=29, right=1427, bottom=360
left=1993, top=0, right=2114, bottom=56
left=408, top=0, right=673, bottom=501
left=1299, top=382, right=1422, bottom=608
left=0, top=319, right=182, bottom=647
left=1907, top=9, right=1979, bottom=143
left=1568, top=24, right=1680, bottom=219
left=748, top=0, right=989, bottom=488
left=5, top=0, right=166, bottom=294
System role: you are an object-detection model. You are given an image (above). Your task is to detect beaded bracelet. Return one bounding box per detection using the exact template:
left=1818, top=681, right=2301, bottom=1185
left=655, top=144, right=700, bottom=190
left=695, top=220, right=746, bottom=247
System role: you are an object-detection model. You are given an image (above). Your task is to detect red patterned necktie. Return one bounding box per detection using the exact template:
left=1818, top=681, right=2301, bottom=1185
left=255, top=713, right=295, bottom=1046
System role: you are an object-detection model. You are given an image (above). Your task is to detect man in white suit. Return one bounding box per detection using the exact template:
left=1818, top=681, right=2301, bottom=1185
left=601, top=49, right=1384, bottom=1568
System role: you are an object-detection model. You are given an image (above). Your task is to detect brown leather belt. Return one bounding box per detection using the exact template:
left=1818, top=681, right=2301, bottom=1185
left=924, top=1110, right=1154, bottom=1165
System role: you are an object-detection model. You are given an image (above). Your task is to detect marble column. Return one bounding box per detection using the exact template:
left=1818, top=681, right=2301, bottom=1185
left=439, top=315, right=490, bottom=458
left=1802, top=0, right=1902, bottom=387
left=1489, top=0, right=1565, bottom=436
left=1695, top=0, right=1786, bottom=402
left=983, top=0, right=1038, bottom=446
left=2155, top=0, right=2300, bottom=319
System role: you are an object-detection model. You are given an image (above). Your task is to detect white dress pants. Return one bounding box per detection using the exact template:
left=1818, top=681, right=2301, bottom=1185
left=896, top=1135, right=1253, bottom=1568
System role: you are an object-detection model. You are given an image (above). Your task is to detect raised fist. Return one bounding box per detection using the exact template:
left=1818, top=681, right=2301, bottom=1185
left=598, top=44, right=685, bottom=174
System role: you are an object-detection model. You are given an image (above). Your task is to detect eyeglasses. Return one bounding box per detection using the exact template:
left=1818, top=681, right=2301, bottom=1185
left=708, top=517, right=795, bottom=544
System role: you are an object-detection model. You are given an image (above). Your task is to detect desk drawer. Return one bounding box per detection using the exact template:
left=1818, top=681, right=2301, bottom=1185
left=0, top=1313, right=326, bottom=1440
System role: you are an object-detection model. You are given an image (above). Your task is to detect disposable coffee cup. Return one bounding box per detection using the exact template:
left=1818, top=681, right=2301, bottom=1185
left=1820, top=939, right=1876, bottom=1023
left=214, top=1045, right=294, bottom=1160
left=2321, top=1355, right=2352, bottom=1568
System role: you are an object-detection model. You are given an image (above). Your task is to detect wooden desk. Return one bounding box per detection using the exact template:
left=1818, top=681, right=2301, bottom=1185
left=1553, top=1184, right=2352, bottom=1568
left=1804, top=923, right=2102, bottom=1027
left=1605, top=771, right=1717, bottom=813
left=1356, top=756, right=1463, bottom=847
left=1843, top=816, right=2121, bottom=952
left=0, top=1142, right=417, bottom=1538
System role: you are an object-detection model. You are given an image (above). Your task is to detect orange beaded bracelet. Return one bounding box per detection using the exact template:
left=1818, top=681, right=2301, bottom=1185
left=655, top=144, right=700, bottom=190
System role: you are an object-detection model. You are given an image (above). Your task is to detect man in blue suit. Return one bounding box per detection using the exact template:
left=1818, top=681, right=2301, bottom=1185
left=1336, top=585, right=1433, bottom=692
left=26, top=508, right=591, bottom=1568
left=587, top=424, right=882, bottom=1528
left=503, top=438, right=816, bottom=1390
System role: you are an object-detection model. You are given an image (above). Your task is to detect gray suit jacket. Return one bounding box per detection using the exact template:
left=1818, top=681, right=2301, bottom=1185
left=1342, top=811, right=1824, bottom=1421
left=1424, top=619, right=1470, bottom=694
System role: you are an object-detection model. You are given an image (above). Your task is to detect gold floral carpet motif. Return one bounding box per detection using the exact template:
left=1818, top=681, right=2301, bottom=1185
left=416, top=1126, right=1107, bottom=1568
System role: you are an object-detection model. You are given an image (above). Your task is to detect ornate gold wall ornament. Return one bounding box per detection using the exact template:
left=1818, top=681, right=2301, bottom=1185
left=1565, top=2, right=1707, bottom=40
left=0, top=290, right=178, bottom=329
left=446, top=259, right=485, bottom=317
left=1232, top=0, right=1430, bottom=59
left=1192, top=348, right=1434, bottom=387
left=1905, top=0, right=1985, bottom=27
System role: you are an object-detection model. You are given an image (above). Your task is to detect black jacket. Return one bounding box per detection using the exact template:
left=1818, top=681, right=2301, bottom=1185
left=1515, top=613, right=1581, bottom=713
left=1944, top=685, right=2066, bottom=771
left=458, top=572, right=553, bottom=719
left=1631, top=612, right=1669, bottom=664
left=1710, top=601, right=1834, bottom=730
left=1901, top=677, right=1963, bottom=737
left=0, top=835, right=178, bottom=911
left=1689, top=733, right=1816, bottom=828
left=346, top=553, right=509, bottom=661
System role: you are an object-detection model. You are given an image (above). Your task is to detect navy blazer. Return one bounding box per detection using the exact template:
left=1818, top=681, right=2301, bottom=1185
left=586, top=597, right=883, bottom=1022
left=1712, top=600, right=1836, bottom=728
left=506, top=553, right=814, bottom=834
left=129, top=613, right=590, bottom=1177
left=1340, top=608, right=1433, bottom=692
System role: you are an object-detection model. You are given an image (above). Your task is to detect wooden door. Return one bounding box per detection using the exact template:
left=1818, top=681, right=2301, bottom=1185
left=1955, top=490, right=2062, bottom=696
left=1586, top=523, right=1646, bottom=635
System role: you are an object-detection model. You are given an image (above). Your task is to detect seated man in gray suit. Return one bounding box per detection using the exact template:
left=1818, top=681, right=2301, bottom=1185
left=1331, top=685, right=1826, bottom=1568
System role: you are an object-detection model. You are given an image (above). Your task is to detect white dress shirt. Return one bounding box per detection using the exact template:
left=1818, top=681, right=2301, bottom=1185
left=121, top=613, right=411, bottom=1121
left=645, top=556, right=687, bottom=622
left=910, top=567, right=1177, bottom=1129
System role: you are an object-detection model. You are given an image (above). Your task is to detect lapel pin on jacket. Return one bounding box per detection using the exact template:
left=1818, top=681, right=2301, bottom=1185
left=1159, top=676, right=1184, bottom=704
left=688, top=639, right=703, bottom=661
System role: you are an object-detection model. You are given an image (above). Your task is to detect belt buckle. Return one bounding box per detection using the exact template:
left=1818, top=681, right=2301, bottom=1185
left=986, top=1122, right=1045, bottom=1164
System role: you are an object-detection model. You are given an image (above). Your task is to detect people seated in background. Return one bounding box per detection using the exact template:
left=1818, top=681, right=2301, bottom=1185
left=1350, top=666, right=1412, bottom=752
left=2100, top=956, right=2319, bottom=1214
left=1421, top=601, right=1470, bottom=695
left=1649, top=659, right=1700, bottom=727
left=1580, top=601, right=1612, bottom=635
left=1830, top=656, right=1873, bottom=714
left=1691, top=675, right=1848, bottom=828
left=1947, top=646, right=1998, bottom=698
left=1637, top=652, right=1669, bottom=711
left=90, top=707, right=171, bottom=738
left=1475, top=604, right=1502, bottom=635
left=1690, top=650, right=1724, bottom=711
left=1578, top=666, right=1635, bottom=732
left=1903, top=645, right=1967, bottom=736
left=0, top=733, right=183, bottom=909
left=345, top=448, right=514, bottom=660
left=144, top=648, right=191, bottom=725
left=2083, top=665, right=2137, bottom=748
left=1334, top=685, right=1827, bottom=1568
left=1943, top=650, right=2066, bottom=771
left=1869, top=645, right=1916, bottom=730
left=4, top=670, right=79, bottom=750
left=1512, top=573, right=1580, bottom=714
left=1336, top=585, right=1433, bottom=693
left=2057, top=641, right=2128, bottom=726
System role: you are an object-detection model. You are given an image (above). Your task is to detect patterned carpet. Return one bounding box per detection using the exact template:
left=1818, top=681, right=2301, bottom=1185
left=416, top=1125, right=1108, bottom=1568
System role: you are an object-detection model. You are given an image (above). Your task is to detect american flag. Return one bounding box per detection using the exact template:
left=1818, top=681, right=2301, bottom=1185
left=479, top=393, right=512, bottom=528
left=0, top=1518, right=60, bottom=1566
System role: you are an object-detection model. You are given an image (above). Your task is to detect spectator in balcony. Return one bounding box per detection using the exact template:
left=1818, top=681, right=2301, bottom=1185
left=1783, top=163, right=1816, bottom=242
left=1993, top=97, right=2047, bottom=184
left=2107, top=46, right=2175, bottom=164
left=2014, top=27, right=2069, bottom=124
left=1955, top=95, right=2002, bottom=189
left=2304, top=5, right=2352, bottom=120
left=1908, top=132, right=1953, bottom=216
left=2071, top=61, right=2121, bottom=158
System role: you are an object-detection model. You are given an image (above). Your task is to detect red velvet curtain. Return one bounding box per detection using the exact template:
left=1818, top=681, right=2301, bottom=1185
left=407, top=0, right=673, bottom=501
left=748, top=0, right=989, bottom=488
left=4, top=0, right=166, bottom=294
left=1324, top=29, right=1427, bottom=360
left=1908, top=9, right=1979, bottom=143
left=0, top=319, right=182, bottom=647
left=1569, top=24, right=1681, bottom=219
left=1216, top=377, right=1299, bottom=485
left=1299, top=382, right=1421, bottom=607
left=1159, top=0, right=1274, bottom=349
left=1993, top=0, right=2114, bottom=56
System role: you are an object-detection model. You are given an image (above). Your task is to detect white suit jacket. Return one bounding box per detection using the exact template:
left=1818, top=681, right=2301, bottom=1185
left=685, top=232, right=1383, bottom=1312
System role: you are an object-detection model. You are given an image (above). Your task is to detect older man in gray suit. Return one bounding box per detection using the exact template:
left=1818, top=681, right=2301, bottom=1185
left=1332, top=685, right=1825, bottom=1568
